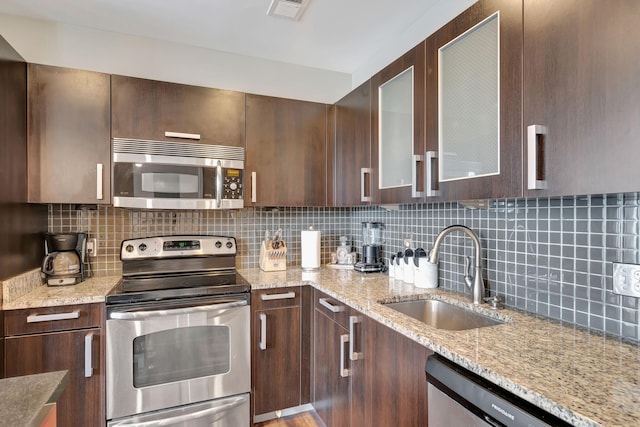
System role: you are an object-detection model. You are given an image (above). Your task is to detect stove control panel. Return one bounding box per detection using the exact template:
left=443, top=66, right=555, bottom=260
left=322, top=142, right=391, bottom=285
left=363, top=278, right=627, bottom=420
left=120, top=235, right=236, bottom=260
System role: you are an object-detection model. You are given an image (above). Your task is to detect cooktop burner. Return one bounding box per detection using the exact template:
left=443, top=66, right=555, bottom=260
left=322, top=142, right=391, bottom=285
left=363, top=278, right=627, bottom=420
left=107, top=235, right=249, bottom=305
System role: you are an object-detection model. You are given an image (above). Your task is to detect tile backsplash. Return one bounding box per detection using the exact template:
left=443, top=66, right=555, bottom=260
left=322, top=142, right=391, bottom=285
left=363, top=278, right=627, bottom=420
left=49, top=193, right=640, bottom=342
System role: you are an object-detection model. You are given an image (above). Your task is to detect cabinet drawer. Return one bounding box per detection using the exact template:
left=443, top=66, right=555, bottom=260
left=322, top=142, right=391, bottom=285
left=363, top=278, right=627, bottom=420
left=313, top=290, right=350, bottom=329
left=5, top=303, right=103, bottom=336
left=252, top=287, right=301, bottom=311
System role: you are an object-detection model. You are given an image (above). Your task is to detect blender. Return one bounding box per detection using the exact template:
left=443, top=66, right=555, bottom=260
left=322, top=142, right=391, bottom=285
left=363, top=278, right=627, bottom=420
left=354, top=222, right=385, bottom=273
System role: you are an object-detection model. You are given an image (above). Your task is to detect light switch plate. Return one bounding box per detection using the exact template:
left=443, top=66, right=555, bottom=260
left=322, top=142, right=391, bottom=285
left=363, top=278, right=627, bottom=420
left=612, top=262, right=640, bottom=298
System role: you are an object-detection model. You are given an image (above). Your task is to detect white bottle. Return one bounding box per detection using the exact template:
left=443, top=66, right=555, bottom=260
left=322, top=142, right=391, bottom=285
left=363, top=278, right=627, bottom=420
left=403, top=248, right=414, bottom=284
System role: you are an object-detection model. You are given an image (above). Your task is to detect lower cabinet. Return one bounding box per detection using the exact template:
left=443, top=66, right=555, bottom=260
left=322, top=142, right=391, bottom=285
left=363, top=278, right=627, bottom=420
left=4, top=304, right=104, bottom=427
left=312, top=289, right=430, bottom=427
left=251, top=287, right=311, bottom=421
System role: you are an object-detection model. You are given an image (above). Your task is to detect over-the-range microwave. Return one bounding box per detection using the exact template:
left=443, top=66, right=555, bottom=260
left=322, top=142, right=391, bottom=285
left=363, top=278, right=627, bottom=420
left=112, top=138, right=244, bottom=210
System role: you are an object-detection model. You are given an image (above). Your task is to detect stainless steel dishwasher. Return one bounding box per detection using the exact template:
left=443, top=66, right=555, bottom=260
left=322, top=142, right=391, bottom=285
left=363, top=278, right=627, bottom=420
left=425, top=355, right=572, bottom=427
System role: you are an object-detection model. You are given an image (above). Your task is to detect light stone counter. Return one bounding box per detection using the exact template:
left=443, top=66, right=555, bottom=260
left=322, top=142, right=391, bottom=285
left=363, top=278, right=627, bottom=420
left=0, top=370, right=68, bottom=426
left=239, top=267, right=640, bottom=427
left=2, top=273, right=120, bottom=310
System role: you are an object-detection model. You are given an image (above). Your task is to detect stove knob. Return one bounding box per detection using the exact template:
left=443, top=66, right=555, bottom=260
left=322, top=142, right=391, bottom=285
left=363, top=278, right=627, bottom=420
left=226, top=241, right=233, bottom=249
left=125, top=244, right=134, bottom=253
left=215, top=241, right=222, bottom=248
left=139, top=243, right=147, bottom=252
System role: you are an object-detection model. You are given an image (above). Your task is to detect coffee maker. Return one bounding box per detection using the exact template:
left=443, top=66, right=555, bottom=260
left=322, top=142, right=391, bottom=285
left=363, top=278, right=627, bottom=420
left=354, top=222, right=385, bottom=273
left=42, top=232, right=87, bottom=286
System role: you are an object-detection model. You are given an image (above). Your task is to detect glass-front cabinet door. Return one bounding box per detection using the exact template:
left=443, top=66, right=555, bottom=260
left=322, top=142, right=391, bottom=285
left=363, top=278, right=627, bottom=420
left=371, top=41, right=426, bottom=204
left=425, top=0, right=523, bottom=201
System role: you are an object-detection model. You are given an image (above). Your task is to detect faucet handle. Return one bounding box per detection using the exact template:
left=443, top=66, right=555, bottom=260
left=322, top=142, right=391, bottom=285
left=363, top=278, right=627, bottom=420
left=483, top=295, right=504, bottom=309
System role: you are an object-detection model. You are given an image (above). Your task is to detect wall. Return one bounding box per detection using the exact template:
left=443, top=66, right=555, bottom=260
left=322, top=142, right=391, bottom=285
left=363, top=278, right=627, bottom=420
left=50, top=193, right=640, bottom=342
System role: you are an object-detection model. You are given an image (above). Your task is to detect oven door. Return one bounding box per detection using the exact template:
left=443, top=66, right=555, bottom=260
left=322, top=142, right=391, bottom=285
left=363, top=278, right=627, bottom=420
left=106, top=295, right=250, bottom=420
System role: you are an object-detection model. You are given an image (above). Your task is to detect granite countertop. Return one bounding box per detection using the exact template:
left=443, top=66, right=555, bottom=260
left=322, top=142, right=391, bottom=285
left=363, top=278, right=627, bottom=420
left=239, top=267, right=640, bottom=427
left=1, top=270, right=120, bottom=310
left=0, top=370, right=68, bottom=426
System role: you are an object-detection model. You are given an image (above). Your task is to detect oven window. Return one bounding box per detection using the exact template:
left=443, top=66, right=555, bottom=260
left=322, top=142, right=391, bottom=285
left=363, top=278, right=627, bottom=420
left=133, top=325, right=230, bottom=388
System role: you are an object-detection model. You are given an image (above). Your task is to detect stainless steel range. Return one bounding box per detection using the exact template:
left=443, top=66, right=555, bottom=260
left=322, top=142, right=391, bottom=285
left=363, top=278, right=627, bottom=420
left=105, top=235, right=250, bottom=427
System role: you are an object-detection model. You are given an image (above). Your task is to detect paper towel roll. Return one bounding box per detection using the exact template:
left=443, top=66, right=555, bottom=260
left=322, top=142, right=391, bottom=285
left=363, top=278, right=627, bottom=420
left=301, top=226, right=321, bottom=270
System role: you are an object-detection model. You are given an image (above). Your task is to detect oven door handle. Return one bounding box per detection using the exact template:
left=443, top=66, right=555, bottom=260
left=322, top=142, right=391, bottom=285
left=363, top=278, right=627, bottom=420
left=109, top=300, right=247, bottom=320
left=113, top=395, right=248, bottom=426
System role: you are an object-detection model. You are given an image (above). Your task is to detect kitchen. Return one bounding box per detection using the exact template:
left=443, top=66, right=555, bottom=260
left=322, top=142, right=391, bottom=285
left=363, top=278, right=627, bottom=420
left=1, top=0, right=640, bottom=426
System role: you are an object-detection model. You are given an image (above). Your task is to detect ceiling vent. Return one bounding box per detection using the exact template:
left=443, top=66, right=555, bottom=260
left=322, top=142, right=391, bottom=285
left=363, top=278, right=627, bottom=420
left=267, top=0, right=311, bottom=21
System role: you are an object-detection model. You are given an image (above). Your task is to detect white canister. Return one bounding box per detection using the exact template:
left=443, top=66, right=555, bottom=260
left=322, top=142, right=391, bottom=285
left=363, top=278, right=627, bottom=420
left=403, top=248, right=414, bottom=284
left=414, top=248, right=438, bottom=289
left=301, top=226, right=321, bottom=270
left=388, top=254, right=396, bottom=278
left=394, top=252, right=404, bottom=281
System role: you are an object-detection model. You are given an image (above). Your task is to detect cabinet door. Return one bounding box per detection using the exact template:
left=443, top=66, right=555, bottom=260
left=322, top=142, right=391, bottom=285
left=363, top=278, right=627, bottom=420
left=425, top=0, right=523, bottom=201
left=313, top=309, right=351, bottom=427
left=245, top=95, right=327, bottom=207
left=252, top=306, right=301, bottom=416
left=5, top=328, right=104, bottom=427
left=111, top=75, right=245, bottom=147
left=332, top=81, right=372, bottom=207
left=523, top=0, right=640, bottom=197
left=27, top=64, right=111, bottom=204
left=364, top=317, right=431, bottom=427
left=371, top=41, right=426, bottom=205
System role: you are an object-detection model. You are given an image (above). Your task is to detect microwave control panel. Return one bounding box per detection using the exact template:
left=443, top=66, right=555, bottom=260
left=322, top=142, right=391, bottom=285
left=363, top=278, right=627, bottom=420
left=223, top=168, right=243, bottom=200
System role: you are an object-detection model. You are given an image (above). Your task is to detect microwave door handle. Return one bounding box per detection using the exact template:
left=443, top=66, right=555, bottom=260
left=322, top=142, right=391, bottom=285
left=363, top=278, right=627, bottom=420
left=216, top=160, right=223, bottom=208
left=109, top=300, right=247, bottom=320
left=116, top=395, right=249, bottom=427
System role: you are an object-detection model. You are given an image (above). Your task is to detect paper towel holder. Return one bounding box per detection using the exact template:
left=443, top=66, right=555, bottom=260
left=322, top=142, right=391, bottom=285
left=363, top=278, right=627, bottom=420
left=301, top=226, right=321, bottom=271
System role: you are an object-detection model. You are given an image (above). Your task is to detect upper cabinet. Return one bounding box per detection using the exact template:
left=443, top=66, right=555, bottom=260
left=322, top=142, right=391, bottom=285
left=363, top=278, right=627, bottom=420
left=371, top=41, right=426, bottom=205
left=111, top=75, right=245, bottom=147
left=425, top=0, right=523, bottom=201
left=332, top=81, right=372, bottom=207
left=245, top=94, right=327, bottom=207
left=27, top=64, right=111, bottom=204
left=523, top=0, right=640, bottom=197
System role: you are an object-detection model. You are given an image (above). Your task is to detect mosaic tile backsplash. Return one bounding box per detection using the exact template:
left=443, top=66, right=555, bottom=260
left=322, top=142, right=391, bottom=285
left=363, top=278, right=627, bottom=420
left=49, top=193, right=640, bottom=341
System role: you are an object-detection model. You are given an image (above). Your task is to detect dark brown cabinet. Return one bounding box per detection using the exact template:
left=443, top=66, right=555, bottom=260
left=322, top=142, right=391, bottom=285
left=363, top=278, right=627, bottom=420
left=27, top=64, right=111, bottom=204
left=251, top=287, right=311, bottom=421
left=4, top=304, right=104, bottom=427
left=245, top=94, right=327, bottom=207
left=523, top=0, right=640, bottom=197
left=312, top=290, right=364, bottom=427
left=331, top=81, right=372, bottom=207
left=424, top=0, right=523, bottom=202
left=363, top=317, right=431, bottom=427
left=370, top=41, right=427, bottom=205
left=111, top=75, right=245, bottom=147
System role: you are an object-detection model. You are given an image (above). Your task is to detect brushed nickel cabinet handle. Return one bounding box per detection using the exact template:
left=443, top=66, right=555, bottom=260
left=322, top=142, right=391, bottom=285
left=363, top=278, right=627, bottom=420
left=96, top=163, right=104, bottom=200
left=259, top=313, right=267, bottom=350
left=412, top=154, right=425, bottom=198
left=426, top=151, right=440, bottom=197
left=340, top=334, right=350, bottom=378
left=349, top=315, right=362, bottom=361
left=84, top=332, right=94, bottom=378
left=260, top=292, right=296, bottom=301
left=527, top=124, right=548, bottom=190
left=319, top=298, right=343, bottom=313
left=251, top=172, right=257, bottom=203
left=360, top=168, right=372, bottom=202
left=164, top=131, right=201, bottom=140
left=27, top=310, right=80, bottom=323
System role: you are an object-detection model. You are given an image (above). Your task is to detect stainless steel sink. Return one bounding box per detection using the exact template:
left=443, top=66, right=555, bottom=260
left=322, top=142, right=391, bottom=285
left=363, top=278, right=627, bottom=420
left=383, top=299, right=503, bottom=330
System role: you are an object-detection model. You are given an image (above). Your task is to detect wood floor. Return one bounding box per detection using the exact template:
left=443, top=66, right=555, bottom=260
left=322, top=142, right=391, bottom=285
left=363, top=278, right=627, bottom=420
left=253, top=411, right=325, bottom=427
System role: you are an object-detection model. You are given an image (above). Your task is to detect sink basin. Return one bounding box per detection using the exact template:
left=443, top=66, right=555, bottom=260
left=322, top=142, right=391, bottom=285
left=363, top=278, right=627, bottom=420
left=383, top=299, right=503, bottom=330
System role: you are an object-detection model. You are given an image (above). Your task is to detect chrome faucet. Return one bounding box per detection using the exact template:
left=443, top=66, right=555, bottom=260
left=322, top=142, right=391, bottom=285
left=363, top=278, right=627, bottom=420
left=428, top=225, right=485, bottom=305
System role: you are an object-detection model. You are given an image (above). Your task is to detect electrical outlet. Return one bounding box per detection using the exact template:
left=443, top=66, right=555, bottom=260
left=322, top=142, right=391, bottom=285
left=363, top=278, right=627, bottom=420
left=613, top=262, right=640, bottom=298
left=87, top=238, right=98, bottom=257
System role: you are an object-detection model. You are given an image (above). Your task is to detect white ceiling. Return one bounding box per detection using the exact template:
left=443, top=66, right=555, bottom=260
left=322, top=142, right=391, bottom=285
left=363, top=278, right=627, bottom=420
left=0, top=0, right=447, bottom=73
left=0, top=0, right=475, bottom=102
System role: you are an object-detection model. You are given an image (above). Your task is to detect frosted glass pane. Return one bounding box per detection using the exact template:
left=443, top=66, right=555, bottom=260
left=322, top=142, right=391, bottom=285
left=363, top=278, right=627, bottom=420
left=439, top=13, right=499, bottom=181
left=379, top=67, right=413, bottom=189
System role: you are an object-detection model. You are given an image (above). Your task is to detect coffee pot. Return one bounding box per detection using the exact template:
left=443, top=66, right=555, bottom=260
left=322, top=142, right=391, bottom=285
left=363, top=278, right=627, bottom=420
left=42, top=233, right=87, bottom=286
